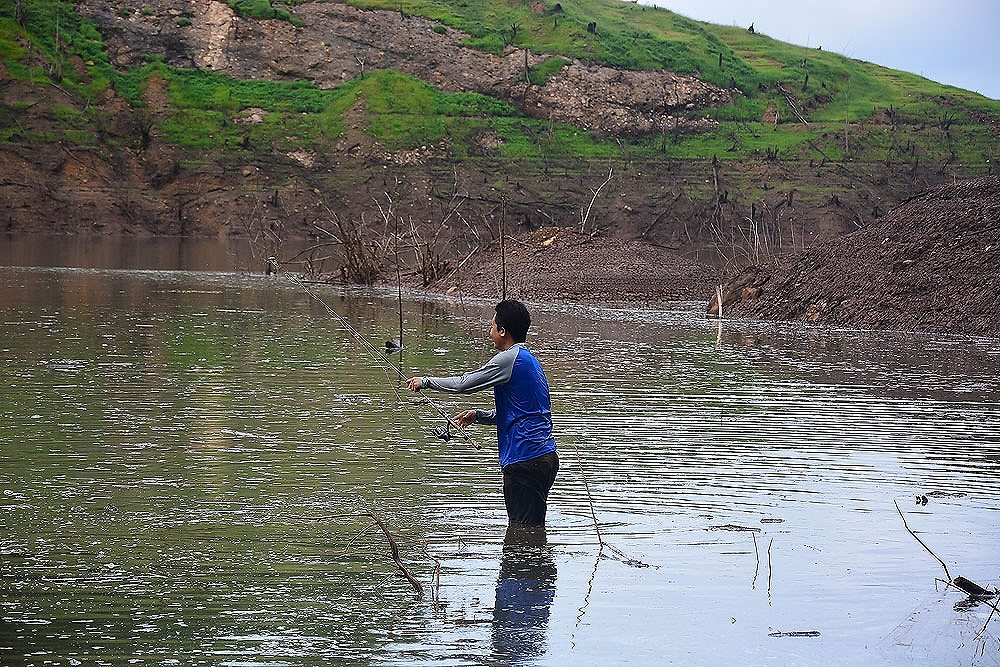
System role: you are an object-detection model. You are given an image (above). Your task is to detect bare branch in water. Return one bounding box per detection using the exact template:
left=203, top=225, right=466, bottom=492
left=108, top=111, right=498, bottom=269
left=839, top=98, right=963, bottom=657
left=893, top=499, right=951, bottom=582
left=318, top=511, right=423, bottom=597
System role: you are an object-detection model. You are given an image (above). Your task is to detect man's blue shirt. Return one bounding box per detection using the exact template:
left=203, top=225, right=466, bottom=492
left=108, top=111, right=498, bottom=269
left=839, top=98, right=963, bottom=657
left=421, top=344, right=557, bottom=468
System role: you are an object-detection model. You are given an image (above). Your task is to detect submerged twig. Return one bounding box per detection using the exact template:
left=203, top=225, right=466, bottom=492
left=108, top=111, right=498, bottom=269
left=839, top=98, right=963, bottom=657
left=423, top=542, right=441, bottom=602
left=767, top=537, right=774, bottom=602
left=893, top=499, right=951, bottom=581
left=752, top=531, right=760, bottom=589
left=319, top=511, right=423, bottom=597
left=340, top=520, right=379, bottom=555
left=574, top=546, right=602, bottom=638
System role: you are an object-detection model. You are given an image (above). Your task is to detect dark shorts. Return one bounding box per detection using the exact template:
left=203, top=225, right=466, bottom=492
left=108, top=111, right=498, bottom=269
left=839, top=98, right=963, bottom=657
left=502, top=451, right=559, bottom=526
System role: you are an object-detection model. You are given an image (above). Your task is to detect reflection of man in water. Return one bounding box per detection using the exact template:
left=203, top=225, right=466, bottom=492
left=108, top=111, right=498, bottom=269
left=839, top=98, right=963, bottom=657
left=492, top=525, right=557, bottom=664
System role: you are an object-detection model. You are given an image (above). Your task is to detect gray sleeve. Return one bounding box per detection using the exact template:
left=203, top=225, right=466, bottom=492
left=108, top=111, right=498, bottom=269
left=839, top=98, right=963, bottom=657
left=421, top=346, right=518, bottom=394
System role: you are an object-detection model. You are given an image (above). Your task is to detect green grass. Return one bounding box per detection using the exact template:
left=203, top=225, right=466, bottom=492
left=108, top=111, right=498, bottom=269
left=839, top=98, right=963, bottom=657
left=223, top=0, right=300, bottom=25
left=113, top=65, right=525, bottom=151
left=528, top=56, right=571, bottom=86
left=344, top=0, right=1000, bottom=126
left=0, top=1, right=115, bottom=103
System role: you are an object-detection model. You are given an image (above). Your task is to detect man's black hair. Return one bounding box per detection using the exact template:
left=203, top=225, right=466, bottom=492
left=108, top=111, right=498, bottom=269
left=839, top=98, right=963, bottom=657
left=495, top=300, right=531, bottom=343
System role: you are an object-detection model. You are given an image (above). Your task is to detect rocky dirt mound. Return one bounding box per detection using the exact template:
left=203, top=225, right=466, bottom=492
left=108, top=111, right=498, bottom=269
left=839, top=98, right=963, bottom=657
left=431, top=226, right=722, bottom=303
left=711, top=176, right=1000, bottom=337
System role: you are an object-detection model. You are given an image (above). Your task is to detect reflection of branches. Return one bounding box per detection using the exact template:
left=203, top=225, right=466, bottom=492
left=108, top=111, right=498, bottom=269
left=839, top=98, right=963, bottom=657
left=574, top=546, right=601, bottom=644
left=974, top=593, right=999, bottom=641
left=423, top=542, right=441, bottom=603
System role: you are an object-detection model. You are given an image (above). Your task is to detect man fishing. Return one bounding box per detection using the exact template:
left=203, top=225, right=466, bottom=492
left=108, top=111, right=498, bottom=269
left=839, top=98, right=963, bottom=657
left=407, top=300, right=558, bottom=527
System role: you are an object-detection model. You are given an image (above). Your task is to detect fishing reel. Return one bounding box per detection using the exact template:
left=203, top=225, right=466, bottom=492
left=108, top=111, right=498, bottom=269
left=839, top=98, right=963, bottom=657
left=433, top=422, right=453, bottom=442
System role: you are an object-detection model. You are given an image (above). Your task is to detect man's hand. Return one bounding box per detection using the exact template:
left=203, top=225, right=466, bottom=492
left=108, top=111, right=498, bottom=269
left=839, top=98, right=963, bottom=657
left=406, top=377, right=423, bottom=392
left=454, top=409, right=477, bottom=428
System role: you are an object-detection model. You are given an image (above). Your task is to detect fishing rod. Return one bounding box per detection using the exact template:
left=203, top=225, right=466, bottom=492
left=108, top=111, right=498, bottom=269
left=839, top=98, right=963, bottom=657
left=267, top=257, right=481, bottom=450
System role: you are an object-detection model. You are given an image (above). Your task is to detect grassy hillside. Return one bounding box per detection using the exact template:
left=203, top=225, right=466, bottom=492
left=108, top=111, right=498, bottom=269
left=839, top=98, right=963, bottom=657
left=0, top=0, right=624, bottom=160
left=345, top=0, right=998, bottom=168
left=351, top=0, right=998, bottom=112
left=1, top=0, right=997, bottom=171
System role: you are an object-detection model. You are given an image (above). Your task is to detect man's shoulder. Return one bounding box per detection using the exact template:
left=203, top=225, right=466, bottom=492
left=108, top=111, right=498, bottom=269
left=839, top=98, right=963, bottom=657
left=509, top=343, right=534, bottom=361
left=512, top=344, right=547, bottom=370
left=488, top=344, right=522, bottom=369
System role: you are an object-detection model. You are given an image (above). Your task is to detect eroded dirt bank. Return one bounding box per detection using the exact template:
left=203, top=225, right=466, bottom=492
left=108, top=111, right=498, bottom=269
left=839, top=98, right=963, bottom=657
left=710, top=176, right=1000, bottom=337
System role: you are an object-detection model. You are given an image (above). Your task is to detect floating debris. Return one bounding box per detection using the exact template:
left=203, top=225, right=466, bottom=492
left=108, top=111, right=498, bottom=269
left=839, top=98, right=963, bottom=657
left=708, top=524, right=761, bottom=532
left=769, top=630, right=820, bottom=638
left=926, top=490, right=967, bottom=498
left=953, top=576, right=997, bottom=600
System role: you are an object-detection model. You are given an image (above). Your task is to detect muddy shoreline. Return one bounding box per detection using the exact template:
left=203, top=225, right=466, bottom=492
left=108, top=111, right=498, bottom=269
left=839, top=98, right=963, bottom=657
left=4, top=177, right=995, bottom=339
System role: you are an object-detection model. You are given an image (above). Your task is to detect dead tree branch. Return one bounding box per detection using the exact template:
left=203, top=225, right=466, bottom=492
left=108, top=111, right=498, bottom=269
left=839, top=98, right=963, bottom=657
left=893, top=499, right=951, bottom=582
left=775, top=83, right=810, bottom=125
left=320, top=511, right=424, bottom=597
left=579, top=166, right=614, bottom=235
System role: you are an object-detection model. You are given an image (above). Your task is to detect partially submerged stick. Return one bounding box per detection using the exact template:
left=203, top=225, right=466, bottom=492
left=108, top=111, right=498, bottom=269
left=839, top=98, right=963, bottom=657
left=361, top=510, right=423, bottom=596
left=894, top=501, right=999, bottom=641
left=893, top=499, right=951, bottom=582
left=321, top=511, right=423, bottom=597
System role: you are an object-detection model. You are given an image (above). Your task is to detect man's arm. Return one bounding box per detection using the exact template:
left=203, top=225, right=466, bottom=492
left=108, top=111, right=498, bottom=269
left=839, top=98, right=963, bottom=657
left=413, top=346, right=519, bottom=394
left=454, top=408, right=496, bottom=427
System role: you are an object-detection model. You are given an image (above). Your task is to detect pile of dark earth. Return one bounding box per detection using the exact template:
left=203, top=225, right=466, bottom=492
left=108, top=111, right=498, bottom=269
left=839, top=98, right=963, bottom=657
left=711, top=176, right=1000, bottom=338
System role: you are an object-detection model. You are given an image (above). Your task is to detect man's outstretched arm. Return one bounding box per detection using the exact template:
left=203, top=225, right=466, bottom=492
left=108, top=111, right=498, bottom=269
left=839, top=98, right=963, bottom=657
left=407, top=346, right=518, bottom=394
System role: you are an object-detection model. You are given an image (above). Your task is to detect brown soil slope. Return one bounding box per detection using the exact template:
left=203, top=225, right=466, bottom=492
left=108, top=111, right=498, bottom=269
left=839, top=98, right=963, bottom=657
left=431, top=226, right=722, bottom=303
left=712, top=176, right=1000, bottom=337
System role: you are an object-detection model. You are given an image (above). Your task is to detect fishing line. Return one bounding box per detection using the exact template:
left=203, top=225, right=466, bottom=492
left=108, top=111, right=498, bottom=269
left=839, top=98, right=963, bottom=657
left=267, top=257, right=481, bottom=451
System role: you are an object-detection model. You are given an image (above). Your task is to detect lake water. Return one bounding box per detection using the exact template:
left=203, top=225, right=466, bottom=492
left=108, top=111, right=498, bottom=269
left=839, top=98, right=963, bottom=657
left=2, top=238, right=999, bottom=666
